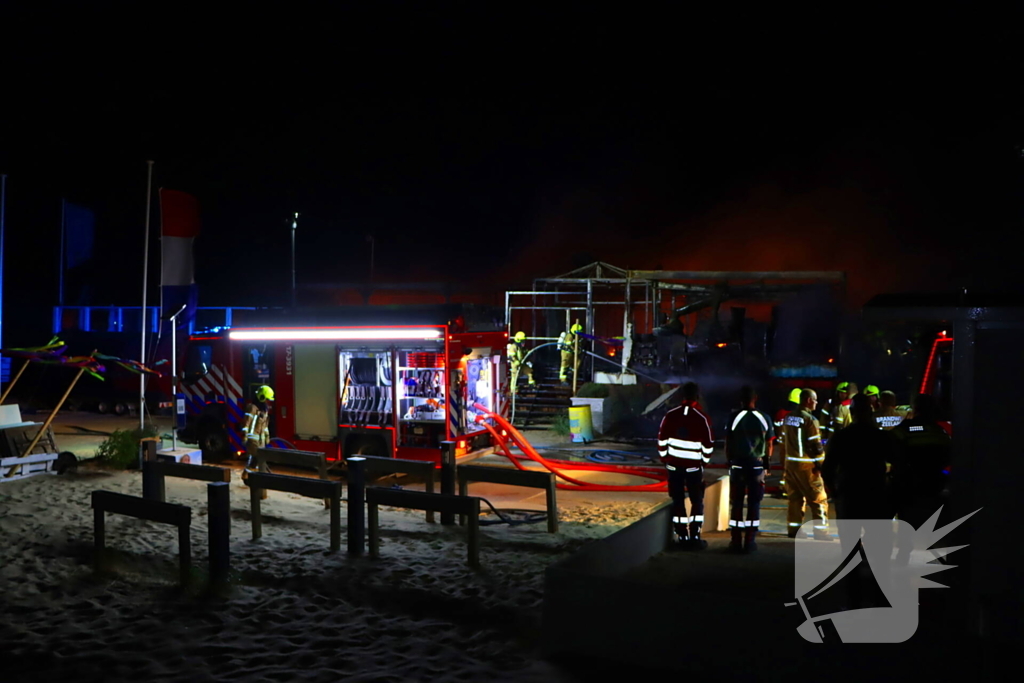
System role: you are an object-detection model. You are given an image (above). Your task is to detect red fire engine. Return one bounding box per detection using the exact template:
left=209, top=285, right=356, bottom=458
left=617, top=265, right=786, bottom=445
left=178, top=324, right=509, bottom=464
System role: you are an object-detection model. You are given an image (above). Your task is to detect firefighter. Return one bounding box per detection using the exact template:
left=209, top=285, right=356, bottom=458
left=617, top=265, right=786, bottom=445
left=241, top=385, right=274, bottom=488
left=558, top=323, right=583, bottom=384
left=657, top=381, right=714, bottom=550
left=863, top=384, right=881, bottom=412
left=783, top=388, right=830, bottom=540
left=891, top=393, right=951, bottom=567
left=726, top=386, right=772, bottom=553
left=507, top=331, right=534, bottom=392
left=773, top=388, right=802, bottom=494
left=827, top=381, right=857, bottom=440
left=874, top=390, right=904, bottom=430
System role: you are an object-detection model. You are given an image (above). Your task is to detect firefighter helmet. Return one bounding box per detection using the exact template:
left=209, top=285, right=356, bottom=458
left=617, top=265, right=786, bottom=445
left=256, top=385, right=275, bottom=402
left=788, top=388, right=802, bottom=404
left=863, top=385, right=880, bottom=397
left=514, top=331, right=526, bottom=342
left=837, top=381, right=850, bottom=392
left=570, top=323, right=582, bottom=334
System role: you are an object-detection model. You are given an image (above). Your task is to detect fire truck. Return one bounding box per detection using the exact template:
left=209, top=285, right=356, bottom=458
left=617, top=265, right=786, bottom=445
left=177, top=322, right=509, bottom=464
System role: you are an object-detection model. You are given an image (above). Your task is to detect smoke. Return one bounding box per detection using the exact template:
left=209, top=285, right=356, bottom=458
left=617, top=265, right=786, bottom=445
left=495, top=179, right=948, bottom=306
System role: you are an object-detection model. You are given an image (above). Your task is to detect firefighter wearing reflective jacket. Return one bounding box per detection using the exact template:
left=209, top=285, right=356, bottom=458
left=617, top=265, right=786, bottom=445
left=773, top=388, right=802, bottom=493
left=783, top=388, right=831, bottom=540
left=828, top=381, right=858, bottom=439
left=507, top=332, right=534, bottom=392
left=657, top=381, right=714, bottom=550
left=727, top=386, right=772, bottom=553
left=242, top=385, right=274, bottom=484
left=558, top=323, right=582, bottom=383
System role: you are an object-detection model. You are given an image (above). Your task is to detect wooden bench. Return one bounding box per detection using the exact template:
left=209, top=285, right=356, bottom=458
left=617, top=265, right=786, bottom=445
left=256, top=447, right=335, bottom=508
left=143, top=459, right=231, bottom=503
left=366, top=487, right=483, bottom=568
left=244, top=472, right=343, bottom=552
left=350, top=455, right=438, bottom=522
left=92, top=490, right=193, bottom=585
left=457, top=465, right=559, bottom=533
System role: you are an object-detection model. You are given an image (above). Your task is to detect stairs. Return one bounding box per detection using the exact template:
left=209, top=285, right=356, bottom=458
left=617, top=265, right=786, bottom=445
left=511, top=367, right=573, bottom=429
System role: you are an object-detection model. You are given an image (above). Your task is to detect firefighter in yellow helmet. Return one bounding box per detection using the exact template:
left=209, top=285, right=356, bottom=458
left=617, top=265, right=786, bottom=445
left=558, top=323, right=583, bottom=384
left=507, top=332, right=534, bottom=392
left=772, top=388, right=803, bottom=495
left=863, top=385, right=881, bottom=412
left=242, top=385, right=274, bottom=485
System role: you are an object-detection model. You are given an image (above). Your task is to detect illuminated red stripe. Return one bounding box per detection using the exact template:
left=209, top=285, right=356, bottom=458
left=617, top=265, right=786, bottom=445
left=920, top=337, right=953, bottom=395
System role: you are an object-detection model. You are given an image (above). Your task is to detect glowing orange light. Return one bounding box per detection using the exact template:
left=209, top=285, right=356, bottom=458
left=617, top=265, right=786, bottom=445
left=458, top=440, right=467, bottom=449
left=828, top=358, right=834, bottom=363
left=716, top=343, right=728, bottom=348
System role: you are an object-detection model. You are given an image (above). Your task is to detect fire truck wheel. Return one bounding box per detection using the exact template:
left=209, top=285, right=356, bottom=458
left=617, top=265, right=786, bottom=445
left=97, top=400, right=111, bottom=415
left=199, top=428, right=231, bottom=461
left=113, top=402, right=129, bottom=416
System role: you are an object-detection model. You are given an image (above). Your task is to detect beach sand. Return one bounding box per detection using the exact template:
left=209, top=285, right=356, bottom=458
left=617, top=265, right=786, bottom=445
left=0, top=464, right=657, bottom=682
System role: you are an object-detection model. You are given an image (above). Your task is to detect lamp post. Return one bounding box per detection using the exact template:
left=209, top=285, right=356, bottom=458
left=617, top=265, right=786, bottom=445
left=291, top=212, right=298, bottom=309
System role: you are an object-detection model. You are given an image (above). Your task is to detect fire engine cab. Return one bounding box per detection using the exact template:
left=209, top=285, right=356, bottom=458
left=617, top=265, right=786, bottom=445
left=178, top=323, right=509, bottom=464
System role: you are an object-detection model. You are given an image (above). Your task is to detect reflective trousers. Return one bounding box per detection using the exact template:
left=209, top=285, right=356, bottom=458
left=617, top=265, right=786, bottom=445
left=668, top=465, right=705, bottom=539
left=786, top=463, right=828, bottom=530
left=729, top=463, right=765, bottom=530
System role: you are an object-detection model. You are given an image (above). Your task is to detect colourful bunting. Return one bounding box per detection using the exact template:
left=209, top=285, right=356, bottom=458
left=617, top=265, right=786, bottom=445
left=0, top=340, right=163, bottom=380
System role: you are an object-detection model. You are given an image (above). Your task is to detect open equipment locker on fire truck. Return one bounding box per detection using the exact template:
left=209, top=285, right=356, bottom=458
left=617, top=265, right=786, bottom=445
left=179, top=325, right=509, bottom=464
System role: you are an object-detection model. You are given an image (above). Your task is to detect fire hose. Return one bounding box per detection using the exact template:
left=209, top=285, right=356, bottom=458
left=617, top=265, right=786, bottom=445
left=472, top=404, right=668, bottom=492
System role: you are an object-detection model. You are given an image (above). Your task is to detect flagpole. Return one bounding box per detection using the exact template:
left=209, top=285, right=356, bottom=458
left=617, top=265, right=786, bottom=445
left=0, top=174, right=6, bottom=379
left=140, top=160, right=154, bottom=431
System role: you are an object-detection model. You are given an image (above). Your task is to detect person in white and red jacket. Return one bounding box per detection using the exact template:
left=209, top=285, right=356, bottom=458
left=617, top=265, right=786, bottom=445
left=658, top=381, right=715, bottom=550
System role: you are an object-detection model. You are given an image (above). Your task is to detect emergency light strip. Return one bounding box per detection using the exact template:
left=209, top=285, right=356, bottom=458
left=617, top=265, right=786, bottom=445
left=228, top=328, right=443, bottom=341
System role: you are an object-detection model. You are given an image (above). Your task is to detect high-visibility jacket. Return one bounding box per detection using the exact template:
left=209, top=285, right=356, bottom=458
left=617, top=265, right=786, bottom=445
left=557, top=330, right=576, bottom=352
left=243, top=402, right=270, bottom=447
left=829, top=399, right=852, bottom=435
left=783, top=408, right=824, bottom=466
left=507, top=341, right=526, bottom=365
left=658, top=400, right=714, bottom=471
left=773, top=407, right=793, bottom=447
left=727, top=408, right=772, bottom=467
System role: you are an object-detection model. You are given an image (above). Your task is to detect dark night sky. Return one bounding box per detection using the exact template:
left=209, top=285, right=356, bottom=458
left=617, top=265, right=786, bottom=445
left=1, top=6, right=1022, bottom=344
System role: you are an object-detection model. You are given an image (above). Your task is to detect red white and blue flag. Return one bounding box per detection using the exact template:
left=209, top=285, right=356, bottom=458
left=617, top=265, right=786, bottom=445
left=159, top=189, right=200, bottom=328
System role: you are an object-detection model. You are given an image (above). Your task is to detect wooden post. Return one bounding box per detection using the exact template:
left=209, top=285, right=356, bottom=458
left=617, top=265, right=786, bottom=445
left=142, top=441, right=164, bottom=503
left=440, top=440, right=456, bottom=526
left=457, top=472, right=467, bottom=526
left=208, top=482, right=230, bottom=586
left=250, top=484, right=262, bottom=541
left=20, top=349, right=98, bottom=459
left=368, top=500, right=379, bottom=558
left=468, top=497, right=480, bottom=569
left=546, top=480, right=559, bottom=534
left=0, top=358, right=29, bottom=405
left=347, top=457, right=365, bottom=556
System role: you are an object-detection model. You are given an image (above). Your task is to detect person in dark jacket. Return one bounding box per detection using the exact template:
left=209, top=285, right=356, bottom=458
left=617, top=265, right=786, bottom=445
left=822, top=393, right=897, bottom=553
left=822, top=392, right=898, bottom=609
left=890, top=393, right=951, bottom=566
left=657, top=382, right=714, bottom=550
left=726, top=386, right=773, bottom=553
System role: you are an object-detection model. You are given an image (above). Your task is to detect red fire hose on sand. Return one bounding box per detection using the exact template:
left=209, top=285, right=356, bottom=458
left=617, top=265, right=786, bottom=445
left=472, top=405, right=669, bottom=492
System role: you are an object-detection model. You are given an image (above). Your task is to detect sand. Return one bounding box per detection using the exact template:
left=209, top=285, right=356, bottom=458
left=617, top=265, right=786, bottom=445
left=0, top=464, right=658, bottom=682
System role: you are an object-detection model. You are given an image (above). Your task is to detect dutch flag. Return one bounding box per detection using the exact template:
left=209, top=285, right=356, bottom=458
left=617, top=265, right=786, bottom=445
left=159, top=188, right=200, bottom=327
